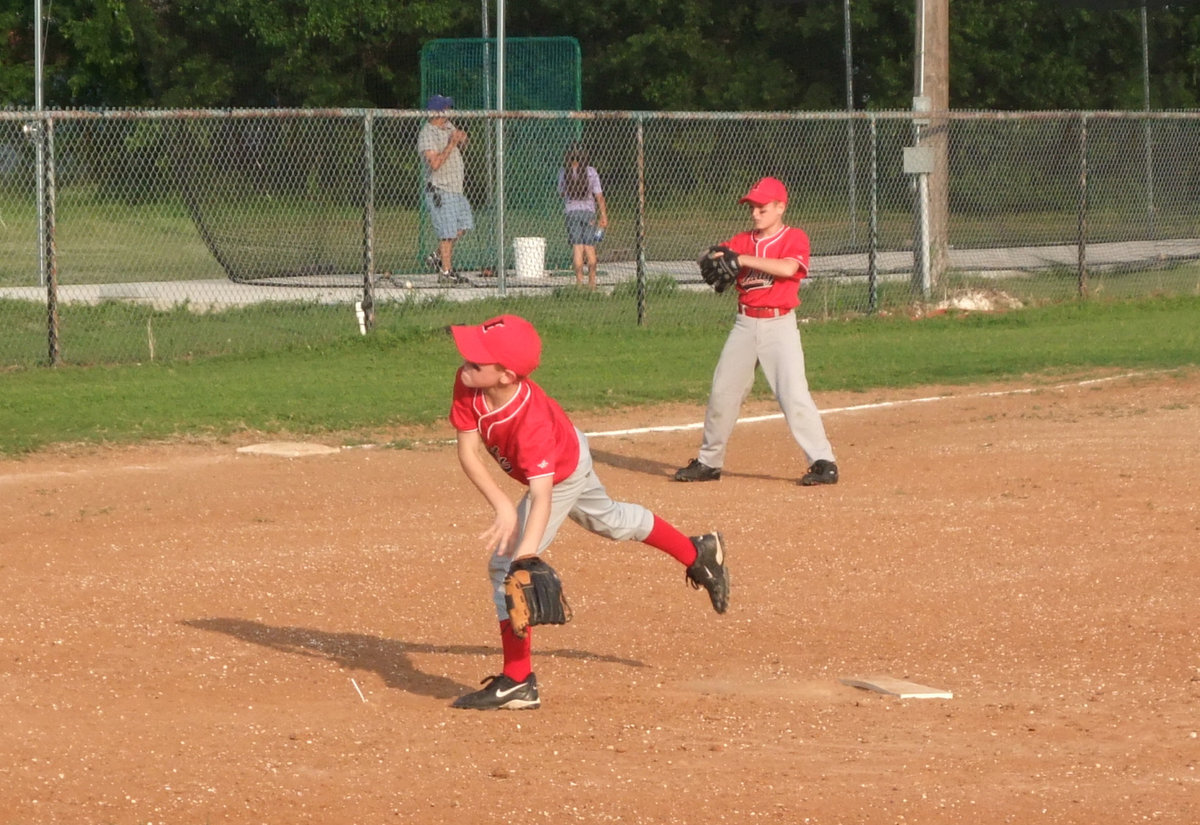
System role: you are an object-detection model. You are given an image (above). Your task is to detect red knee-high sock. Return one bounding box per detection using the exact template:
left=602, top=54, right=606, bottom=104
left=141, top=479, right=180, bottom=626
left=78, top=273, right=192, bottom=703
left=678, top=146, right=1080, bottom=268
left=644, top=514, right=698, bottom=566
left=500, top=619, right=532, bottom=682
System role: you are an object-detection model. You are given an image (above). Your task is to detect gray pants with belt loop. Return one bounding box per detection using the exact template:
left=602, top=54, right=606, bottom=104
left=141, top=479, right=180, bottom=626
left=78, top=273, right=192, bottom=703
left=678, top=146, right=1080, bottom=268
left=697, top=311, right=836, bottom=471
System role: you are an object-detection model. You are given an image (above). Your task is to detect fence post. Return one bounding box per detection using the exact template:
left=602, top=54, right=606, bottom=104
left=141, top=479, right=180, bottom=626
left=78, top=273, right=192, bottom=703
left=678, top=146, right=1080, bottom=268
left=1142, top=112, right=1157, bottom=240
left=495, top=112, right=507, bottom=297
left=361, top=111, right=376, bottom=330
left=44, top=115, right=60, bottom=366
left=635, top=114, right=647, bottom=327
left=868, top=114, right=879, bottom=314
left=1077, top=113, right=1089, bottom=299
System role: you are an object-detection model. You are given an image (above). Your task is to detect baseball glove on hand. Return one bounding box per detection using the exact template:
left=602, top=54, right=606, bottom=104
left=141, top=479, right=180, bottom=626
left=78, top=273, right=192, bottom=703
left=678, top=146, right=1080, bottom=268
left=504, top=557, right=573, bottom=638
left=698, top=246, right=740, bottom=294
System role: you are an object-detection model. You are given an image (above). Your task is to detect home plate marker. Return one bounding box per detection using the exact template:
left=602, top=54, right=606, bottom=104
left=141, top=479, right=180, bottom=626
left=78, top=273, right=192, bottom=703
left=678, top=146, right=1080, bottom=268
left=236, top=442, right=341, bottom=457
left=840, top=675, right=953, bottom=699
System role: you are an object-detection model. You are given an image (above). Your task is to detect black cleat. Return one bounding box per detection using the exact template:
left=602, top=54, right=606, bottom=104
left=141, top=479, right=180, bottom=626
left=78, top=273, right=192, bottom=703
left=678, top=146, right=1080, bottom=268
left=673, top=458, right=722, bottom=482
left=686, top=532, right=729, bottom=614
left=451, top=673, right=540, bottom=710
left=799, top=460, right=839, bottom=486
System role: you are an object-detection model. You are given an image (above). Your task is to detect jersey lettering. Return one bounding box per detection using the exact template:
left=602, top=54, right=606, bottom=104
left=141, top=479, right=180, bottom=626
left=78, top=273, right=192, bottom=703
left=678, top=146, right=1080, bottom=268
left=449, top=371, right=580, bottom=485
left=725, top=225, right=810, bottom=309
left=740, top=269, right=773, bottom=291
left=488, top=444, right=514, bottom=474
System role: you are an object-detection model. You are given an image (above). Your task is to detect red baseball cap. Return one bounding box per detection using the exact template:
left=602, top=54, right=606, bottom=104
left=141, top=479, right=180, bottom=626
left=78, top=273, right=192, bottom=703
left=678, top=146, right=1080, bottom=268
left=451, top=314, right=542, bottom=377
left=739, top=176, right=788, bottom=206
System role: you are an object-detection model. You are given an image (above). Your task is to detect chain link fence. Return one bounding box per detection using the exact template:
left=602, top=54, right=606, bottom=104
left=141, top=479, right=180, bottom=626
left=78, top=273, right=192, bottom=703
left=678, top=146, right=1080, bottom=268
left=1, top=109, right=1198, bottom=367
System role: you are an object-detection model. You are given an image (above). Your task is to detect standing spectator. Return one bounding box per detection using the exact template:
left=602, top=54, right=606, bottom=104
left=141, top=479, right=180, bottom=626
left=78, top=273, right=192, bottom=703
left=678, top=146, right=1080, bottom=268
left=557, top=143, right=608, bottom=289
left=673, top=177, right=839, bottom=487
left=417, top=94, right=474, bottom=284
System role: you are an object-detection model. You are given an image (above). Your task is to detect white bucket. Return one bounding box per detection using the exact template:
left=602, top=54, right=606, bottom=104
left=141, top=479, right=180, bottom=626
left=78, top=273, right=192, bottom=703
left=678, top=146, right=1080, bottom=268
left=513, top=237, right=546, bottom=279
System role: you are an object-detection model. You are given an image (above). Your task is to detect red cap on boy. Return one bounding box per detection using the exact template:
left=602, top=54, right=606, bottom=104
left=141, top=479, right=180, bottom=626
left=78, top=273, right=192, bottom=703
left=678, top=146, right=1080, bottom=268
left=451, top=314, right=542, bottom=377
left=739, top=176, right=788, bottom=206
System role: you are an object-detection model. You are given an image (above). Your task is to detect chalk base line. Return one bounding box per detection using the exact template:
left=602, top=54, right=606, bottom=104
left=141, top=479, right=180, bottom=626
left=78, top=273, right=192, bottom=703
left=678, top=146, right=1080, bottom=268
left=583, top=370, right=1164, bottom=439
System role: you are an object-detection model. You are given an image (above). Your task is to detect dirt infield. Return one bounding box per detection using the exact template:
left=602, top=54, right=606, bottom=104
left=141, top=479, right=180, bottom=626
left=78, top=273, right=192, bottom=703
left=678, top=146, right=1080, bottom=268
left=2, top=370, right=1197, bottom=824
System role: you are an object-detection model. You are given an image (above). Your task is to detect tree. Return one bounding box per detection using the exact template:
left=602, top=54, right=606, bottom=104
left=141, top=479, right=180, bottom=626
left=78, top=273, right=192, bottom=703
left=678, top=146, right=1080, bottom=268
left=2, top=0, right=1199, bottom=110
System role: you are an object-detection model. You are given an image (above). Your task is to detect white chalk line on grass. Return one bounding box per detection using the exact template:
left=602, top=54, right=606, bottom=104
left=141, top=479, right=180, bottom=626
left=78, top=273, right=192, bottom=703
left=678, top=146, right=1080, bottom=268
left=582, top=370, right=1167, bottom=440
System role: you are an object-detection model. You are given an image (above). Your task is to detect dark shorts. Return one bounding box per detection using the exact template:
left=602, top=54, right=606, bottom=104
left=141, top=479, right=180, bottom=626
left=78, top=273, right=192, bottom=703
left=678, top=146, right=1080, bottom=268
left=565, top=209, right=596, bottom=246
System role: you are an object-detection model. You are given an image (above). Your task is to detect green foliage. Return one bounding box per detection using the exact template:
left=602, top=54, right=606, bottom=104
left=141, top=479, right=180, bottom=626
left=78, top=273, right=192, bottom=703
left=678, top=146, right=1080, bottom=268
left=4, top=1, right=1200, bottom=110
left=0, top=6, right=33, bottom=103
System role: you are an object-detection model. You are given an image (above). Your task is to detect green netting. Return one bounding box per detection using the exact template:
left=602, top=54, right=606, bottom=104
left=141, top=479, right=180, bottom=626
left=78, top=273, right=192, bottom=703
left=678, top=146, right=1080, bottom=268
left=418, top=38, right=583, bottom=271
left=419, top=37, right=581, bottom=111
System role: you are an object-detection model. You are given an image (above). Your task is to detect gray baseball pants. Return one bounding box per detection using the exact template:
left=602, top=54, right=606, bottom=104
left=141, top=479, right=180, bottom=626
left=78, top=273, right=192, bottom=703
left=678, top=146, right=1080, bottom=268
left=697, top=312, right=835, bottom=470
left=488, top=429, right=654, bottom=618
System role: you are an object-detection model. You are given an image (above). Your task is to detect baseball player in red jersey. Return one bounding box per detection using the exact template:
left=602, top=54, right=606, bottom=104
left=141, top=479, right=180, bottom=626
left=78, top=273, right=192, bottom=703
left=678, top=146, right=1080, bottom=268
left=674, top=176, right=838, bottom=486
left=448, top=314, right=729, bottom=710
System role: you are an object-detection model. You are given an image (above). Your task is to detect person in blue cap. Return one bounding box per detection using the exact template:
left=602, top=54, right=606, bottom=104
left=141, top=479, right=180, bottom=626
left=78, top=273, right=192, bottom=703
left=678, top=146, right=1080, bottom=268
left=417, top=94, right=474, bottom=283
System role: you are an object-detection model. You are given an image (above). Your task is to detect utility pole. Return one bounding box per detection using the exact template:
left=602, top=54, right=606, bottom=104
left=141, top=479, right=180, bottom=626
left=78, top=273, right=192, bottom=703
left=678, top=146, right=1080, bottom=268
left=910, top=0, right=949, bottom=297
left=1140, top=2, right=1156, bottom=237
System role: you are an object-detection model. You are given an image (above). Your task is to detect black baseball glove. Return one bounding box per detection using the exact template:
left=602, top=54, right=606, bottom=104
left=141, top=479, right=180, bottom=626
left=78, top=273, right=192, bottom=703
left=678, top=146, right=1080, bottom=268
left=698, top=246, right=740, bottom=293
left=504, top=557, right=573, bottom=638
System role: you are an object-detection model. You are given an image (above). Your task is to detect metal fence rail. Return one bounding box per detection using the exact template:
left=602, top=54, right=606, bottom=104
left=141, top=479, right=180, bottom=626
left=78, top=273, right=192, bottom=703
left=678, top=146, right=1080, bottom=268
left=1, top=109, right=1198, bottom=367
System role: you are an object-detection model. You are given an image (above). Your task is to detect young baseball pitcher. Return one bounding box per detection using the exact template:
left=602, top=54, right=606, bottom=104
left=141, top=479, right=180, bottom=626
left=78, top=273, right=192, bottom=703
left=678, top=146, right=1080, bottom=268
left=674, top=176, right=839, bottom=487
left=449, top=314, right=729, bottom=710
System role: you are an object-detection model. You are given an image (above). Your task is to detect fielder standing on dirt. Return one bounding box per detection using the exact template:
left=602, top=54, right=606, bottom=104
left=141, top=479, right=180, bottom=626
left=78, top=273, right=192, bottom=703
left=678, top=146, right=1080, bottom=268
left=674, top=176, right=839, bottom=487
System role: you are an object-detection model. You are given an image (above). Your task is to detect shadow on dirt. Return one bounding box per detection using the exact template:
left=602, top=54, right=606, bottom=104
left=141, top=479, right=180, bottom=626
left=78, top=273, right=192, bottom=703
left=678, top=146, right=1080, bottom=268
left=589, top=447, right=792, bottom=483
left=588, top=448, right=679, bottom=478
left=181, top=617, right=647, bottom=700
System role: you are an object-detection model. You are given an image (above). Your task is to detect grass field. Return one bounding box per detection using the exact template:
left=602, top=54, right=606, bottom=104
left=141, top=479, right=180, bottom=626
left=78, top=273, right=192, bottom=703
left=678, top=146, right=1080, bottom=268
left=6, top=184, right=1197, bottom=287
left=3, top=258, right=1199, bottom=368
left=1, top=294, right=1197, bottom=456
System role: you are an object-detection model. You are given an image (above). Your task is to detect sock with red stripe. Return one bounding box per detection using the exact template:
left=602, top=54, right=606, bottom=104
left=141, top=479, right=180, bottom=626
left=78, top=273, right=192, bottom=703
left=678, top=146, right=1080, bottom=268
left=643, top=514, right=698, bottom=566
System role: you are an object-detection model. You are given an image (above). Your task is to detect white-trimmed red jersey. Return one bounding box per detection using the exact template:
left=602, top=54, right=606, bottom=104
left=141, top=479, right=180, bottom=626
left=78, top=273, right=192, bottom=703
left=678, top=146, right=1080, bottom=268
left=725, top=225, right=810, bottom=310
left=450, top=369, right=581, bottom=486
